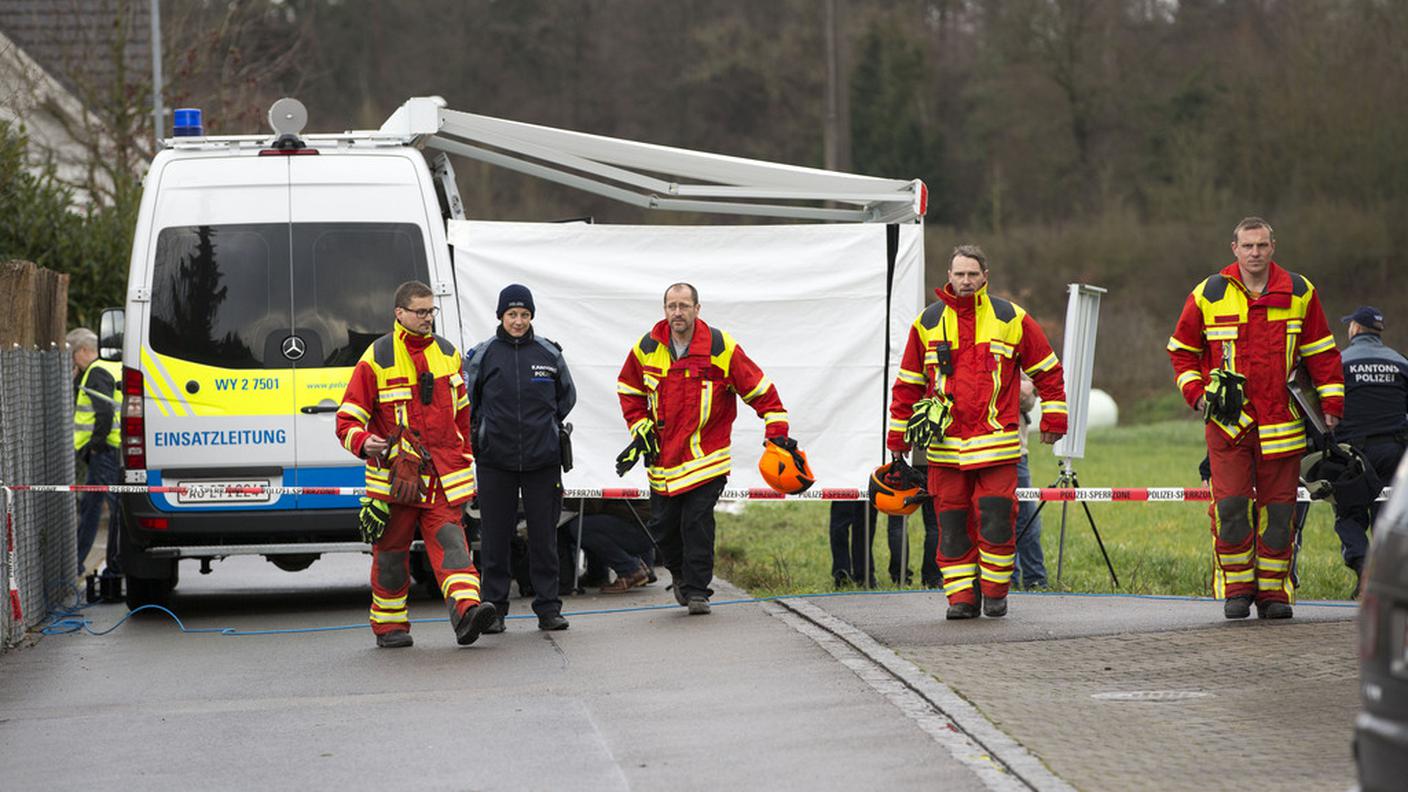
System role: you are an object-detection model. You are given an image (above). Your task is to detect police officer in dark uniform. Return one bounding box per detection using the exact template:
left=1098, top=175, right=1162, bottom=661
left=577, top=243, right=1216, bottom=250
left=1333, top=306, right=1408, bottom=596
left=465, top=284, right=577, bottom=632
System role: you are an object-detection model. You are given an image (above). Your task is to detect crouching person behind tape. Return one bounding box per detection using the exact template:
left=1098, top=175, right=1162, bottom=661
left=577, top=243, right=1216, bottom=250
left=336, top=280, right=497, bottom=649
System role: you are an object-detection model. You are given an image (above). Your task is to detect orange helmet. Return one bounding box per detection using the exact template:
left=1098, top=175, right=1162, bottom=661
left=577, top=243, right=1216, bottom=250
left=869, top=461, right=928, bottom=516
left=759, top=438, right=815, bottom=494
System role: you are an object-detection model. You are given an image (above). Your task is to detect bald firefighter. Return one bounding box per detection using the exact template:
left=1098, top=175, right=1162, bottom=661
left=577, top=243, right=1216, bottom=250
left=889, top=245, right=1067, bottom=620
left=1169, top=217, right=1343, bottom=620
left=336, top=280, right=496, bottom=648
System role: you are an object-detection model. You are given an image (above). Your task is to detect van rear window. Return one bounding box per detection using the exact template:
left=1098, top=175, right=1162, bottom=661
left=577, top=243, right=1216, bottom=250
left=149, top=223, right=429, bottom=369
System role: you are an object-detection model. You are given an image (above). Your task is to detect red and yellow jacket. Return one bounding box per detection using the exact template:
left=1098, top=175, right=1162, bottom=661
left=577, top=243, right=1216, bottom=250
left=618, top=318, right=788, bottom=495
left=1168, top=261, right=1343, bottom=457
left=888, top=284, right=1067, bottom=469
left=336, top=323, right=476, bottom=506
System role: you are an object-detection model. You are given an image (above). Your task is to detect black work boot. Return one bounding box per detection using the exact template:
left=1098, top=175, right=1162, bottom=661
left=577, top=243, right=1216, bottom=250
left=687, top=596, right=711, bottom=615
left=483, top=615, right=506, bottom=635
left=376, top=629, right=414, bottom=649
left=946, top=601, right=980, bottom=620
left=538, top=613, right=570, bottom=631
left=1256, top=600, right=1293, bottom=620
left=983, top=596, right=1008, bottom=618
left=1223, top=595, right=1252, bottom=619
left=454, top=602, right=499, bottom=646
left=1350, top=559, right=1365, bottom=600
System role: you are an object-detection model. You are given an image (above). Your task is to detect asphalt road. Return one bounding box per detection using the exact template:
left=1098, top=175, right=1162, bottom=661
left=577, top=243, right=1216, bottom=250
left=0, top=555, right=997, bottom=791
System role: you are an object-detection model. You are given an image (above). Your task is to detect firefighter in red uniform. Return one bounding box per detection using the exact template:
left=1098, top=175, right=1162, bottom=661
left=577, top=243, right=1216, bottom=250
left=888, top=245, right=1068, bottom=620
left=616, top=283, right=792, bottom=615
left=1169, top=217, right=1343, bottom=620
left=336, top=280, right=497, bottom=648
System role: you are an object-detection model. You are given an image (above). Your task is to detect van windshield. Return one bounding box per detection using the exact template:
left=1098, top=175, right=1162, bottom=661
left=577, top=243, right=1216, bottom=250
left=149, top=223, right=429, bottom=369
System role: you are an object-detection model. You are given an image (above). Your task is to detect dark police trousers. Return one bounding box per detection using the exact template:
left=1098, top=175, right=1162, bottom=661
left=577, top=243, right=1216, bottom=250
left=1333, top=438, right=1406, bottom=568
left=649, top=476, right=727, bottom=600
left=477, top=464, right=563, bottom=618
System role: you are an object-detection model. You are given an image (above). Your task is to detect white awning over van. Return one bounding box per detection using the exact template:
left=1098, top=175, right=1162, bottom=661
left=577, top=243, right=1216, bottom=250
left=381, top=96, right=926, bottom=223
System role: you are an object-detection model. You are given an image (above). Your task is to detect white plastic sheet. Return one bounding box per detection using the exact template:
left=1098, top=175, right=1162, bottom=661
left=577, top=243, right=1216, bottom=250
left=447, top=220, right=924, bottom=496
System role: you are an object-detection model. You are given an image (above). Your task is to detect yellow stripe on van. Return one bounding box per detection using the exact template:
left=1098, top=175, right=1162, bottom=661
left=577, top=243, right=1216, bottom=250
left=144, top=350, right=297, bottom=416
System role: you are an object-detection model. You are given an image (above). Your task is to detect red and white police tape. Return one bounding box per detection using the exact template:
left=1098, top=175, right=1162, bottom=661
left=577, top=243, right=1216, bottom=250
left=0, top=482, right=1391, bottom=502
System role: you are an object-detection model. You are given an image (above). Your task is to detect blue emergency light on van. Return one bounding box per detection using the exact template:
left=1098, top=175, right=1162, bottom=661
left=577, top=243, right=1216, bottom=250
left=172, top=108, right=204, bottom=137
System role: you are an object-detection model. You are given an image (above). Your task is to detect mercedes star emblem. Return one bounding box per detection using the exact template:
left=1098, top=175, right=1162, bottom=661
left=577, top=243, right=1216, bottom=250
left=281, top=335, right=306, bottom=361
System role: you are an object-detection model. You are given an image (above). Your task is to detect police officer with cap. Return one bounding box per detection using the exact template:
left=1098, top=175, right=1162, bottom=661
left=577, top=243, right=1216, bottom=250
left=1333, top=305, right=1408, bottom=596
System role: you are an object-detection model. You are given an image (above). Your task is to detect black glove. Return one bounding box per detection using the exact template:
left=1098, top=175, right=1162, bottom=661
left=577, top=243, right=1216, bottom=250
left=615, top=423, right=660, bottom=477
left=357, top=497, right=389, bottom=544
left=767, top=435, right=798, bottom=452
left=1203, top=369, right=1246, bottom=427
left=904, top=396, right=953, bottom=450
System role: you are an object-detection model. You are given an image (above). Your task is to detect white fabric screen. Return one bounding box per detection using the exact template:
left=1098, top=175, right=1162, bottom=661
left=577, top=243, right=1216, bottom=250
left=447, top=220, right=924, bottom=496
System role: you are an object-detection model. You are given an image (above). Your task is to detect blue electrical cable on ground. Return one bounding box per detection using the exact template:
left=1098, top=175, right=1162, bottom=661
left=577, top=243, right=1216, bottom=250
left=35, top=586, right=1357, bottom=639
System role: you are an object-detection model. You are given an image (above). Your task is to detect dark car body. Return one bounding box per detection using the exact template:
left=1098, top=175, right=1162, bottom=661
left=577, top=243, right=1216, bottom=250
left=1356, top=453, right=1408, bottom=791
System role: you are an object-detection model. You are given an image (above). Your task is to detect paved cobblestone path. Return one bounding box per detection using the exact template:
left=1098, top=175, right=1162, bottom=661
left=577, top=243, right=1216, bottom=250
left=817, top=592, right=1358, bottom=791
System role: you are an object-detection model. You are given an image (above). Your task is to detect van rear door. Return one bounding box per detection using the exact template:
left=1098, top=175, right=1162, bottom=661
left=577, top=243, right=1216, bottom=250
left=141, top=157, right=297, bottom=511
left=286, top=154, right=435, bottom=509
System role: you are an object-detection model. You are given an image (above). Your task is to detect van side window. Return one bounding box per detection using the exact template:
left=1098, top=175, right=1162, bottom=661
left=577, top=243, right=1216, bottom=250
left=149, top=224, right=291, bottom=369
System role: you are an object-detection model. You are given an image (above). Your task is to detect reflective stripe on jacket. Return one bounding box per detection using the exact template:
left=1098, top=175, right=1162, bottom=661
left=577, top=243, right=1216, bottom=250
left=888, top=284, right=1067, bottom=469
left=1168, top=261, right=1344, bottom=457
left=335, top=323, right=476, bottom=506
left=74, top=359, right=122, bottom=451
left=617, top=318, right=788, bottom=495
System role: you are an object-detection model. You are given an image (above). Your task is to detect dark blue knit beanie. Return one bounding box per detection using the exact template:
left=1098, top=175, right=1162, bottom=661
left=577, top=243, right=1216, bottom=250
left=496, top=284, right=535, bottom=318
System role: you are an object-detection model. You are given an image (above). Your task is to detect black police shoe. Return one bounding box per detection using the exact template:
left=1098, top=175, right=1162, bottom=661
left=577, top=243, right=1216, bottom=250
left=1223, top=596, right=1252, bottom=619
left=983, top=596, right=1008, bottom=618
left=454, top=602, right=499, bottom=646
left=376, top=630, right=414, bottom=649
left=538, top=614, right=570, bottom=631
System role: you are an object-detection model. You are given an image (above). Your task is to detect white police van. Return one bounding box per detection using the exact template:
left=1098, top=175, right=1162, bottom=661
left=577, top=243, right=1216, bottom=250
left=101, top=100, right=473, bottom=607
left=98, top=97, right=926, bottom=608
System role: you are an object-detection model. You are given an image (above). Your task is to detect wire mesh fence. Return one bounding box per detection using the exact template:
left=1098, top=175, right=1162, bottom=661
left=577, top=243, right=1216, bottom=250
left=1, top=347, right=78, bottom=650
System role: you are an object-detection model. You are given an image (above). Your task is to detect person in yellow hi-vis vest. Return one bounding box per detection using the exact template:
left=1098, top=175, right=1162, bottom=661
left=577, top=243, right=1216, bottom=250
left=68, top=327, right=123, bottom=578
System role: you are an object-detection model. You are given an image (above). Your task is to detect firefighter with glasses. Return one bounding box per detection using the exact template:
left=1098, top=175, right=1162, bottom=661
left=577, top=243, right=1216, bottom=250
left=1168, top=217, right=1343, bottom=620
left=336, top=280, right=496, bottom=648
left=887, top=245, right=1067, bottom=621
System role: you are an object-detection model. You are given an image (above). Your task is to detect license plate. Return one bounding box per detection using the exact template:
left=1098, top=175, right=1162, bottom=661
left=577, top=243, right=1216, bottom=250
left=174, top=480, right=272, bottom=504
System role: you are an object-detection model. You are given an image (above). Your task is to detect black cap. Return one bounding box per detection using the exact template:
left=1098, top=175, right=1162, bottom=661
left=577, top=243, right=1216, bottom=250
left=1340, top=306, right=1384, bottom=331
left=496, top=284, right=535, bottom=319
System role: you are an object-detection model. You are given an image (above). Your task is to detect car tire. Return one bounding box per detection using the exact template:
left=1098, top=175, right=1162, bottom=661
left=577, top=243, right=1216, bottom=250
left=124, top=574, right=173, bottom=610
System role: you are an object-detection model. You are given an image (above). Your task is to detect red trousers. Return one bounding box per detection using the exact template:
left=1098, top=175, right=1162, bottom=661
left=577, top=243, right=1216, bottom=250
left=1206, top=425, right=1299, bottom=603
left=930, top=463, right=1018, bottom=605
left=368, top=483, right=482, bottom=636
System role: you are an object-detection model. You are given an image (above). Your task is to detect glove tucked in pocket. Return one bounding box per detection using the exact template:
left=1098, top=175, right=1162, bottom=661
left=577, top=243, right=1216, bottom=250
left=382, top=426, right=429, bottom=505
left=1203, top=368, right=1247, bottom=428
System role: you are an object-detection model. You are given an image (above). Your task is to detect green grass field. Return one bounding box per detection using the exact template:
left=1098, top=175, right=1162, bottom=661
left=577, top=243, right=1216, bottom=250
left=715, top=420, right=1358, bottom=601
